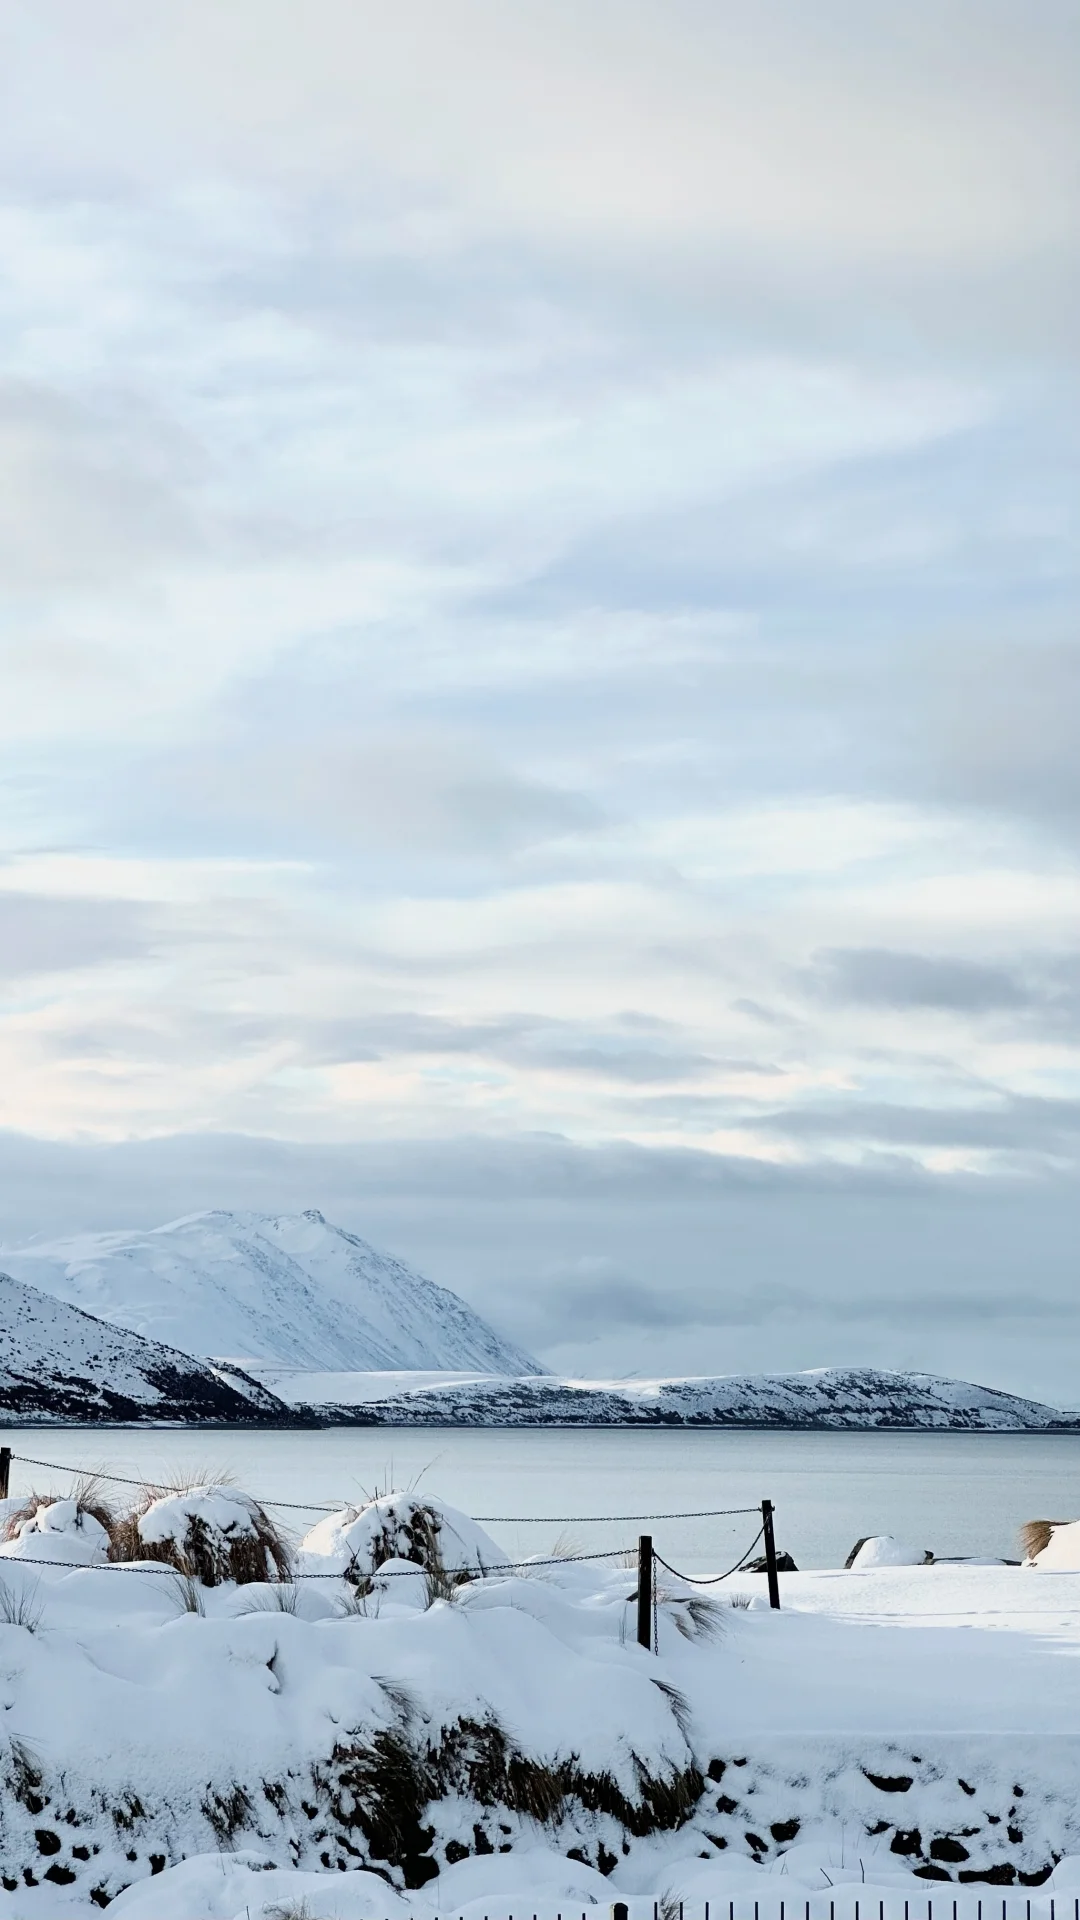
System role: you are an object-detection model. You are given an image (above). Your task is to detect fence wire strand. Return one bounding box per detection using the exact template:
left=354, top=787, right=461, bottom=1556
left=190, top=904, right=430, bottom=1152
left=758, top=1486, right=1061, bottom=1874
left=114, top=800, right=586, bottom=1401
left=654, top=1526, right=766, bottom=1586
left=5, top=1455, right=760, bottom=1524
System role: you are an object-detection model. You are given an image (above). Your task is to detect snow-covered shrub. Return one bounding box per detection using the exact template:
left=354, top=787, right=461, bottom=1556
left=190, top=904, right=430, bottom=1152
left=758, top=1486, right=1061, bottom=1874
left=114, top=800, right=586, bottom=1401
left=1, top=1489, right=113, bottom=1565
left=112, top=1485, right=291, bottom=1586
left=846, top=1535, right=929, bottom=1569
left=297, top=1492, right=503, bottom=1591
left=1024, top=1518, right=1080, bottom=1569
left=1020, top=1518, right=1074, bottom=1563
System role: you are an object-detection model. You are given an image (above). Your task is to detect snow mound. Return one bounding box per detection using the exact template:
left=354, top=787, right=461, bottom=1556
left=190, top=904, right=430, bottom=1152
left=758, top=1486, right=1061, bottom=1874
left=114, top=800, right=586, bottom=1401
left=297, top=1491, right=505, bottom=1582
left=1030, top=1520, right=1080, bottom=1571
left=848, top=1535, right=928, bottom=1569
left=0, top=1495, right=110, bottom=1565
left=1, top=1207, right=542, bottom=1374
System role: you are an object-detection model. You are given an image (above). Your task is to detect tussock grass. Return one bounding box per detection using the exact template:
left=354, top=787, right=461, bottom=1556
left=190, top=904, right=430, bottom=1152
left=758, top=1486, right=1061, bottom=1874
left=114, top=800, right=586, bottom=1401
left=111, top=1484, right=292, bottom=1587
left=1020, top=1519, right=1072, bottom=1561
left=166, top=1573, right=206, bottom=1616
left=0, top=1575, right=43, bottom=1632
left=238, top=1584, right=302, bottom=1615
left=662, top=1591, right=726, bottom=1642
left=2, top=1478, right=114, bottom=1544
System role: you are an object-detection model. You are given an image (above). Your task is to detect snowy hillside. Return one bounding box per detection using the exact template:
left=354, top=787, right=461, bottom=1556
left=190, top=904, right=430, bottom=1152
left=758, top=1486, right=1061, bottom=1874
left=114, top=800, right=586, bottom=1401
left=0, top=1271, right=292, bottom=1424
left=276, top=1365, right=1080, bottom=1429
left=1, top=1209, right=542, bottom=1375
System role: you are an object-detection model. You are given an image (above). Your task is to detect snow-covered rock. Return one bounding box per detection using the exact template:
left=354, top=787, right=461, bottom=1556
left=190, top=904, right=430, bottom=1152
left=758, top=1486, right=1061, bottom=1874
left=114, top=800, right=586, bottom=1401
left=1, top=1208, right=541, bottom=1375
left=847, top=1534, right=927, bottom=1570
left=297, top=1492, right=505, bottom=1582
left=278, top=1364, right=1080, bottom=1430
left=0, top=1270, right=293, bottom=1424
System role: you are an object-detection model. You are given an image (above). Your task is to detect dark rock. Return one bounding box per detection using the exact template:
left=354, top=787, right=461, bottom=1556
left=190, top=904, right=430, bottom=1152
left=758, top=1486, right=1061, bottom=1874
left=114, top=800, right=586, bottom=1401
left=931, top=1838, right=970, bottom=1862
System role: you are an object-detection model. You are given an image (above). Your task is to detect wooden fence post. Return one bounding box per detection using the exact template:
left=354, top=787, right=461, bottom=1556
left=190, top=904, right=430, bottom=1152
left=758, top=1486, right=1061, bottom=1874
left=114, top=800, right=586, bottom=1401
left=0, top=1448, right=10, bottom=1500
left=761, top=1498, right=781, bottom=1610
left=637, top=1534, right=654, bottom=1649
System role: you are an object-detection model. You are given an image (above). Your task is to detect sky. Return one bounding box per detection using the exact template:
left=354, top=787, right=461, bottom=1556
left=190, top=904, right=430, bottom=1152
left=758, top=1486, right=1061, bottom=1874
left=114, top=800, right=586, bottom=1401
left=1, top=2, right=1078, bottom=1398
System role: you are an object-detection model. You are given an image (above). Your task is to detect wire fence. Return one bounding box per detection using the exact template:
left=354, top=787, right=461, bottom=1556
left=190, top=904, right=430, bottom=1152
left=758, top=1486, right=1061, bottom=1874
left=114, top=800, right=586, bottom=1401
left=1, top=1450, right=759, bottom=1522
left=115, top=1900, right=1080, bottom=1920
left=0, top=1444, right=776, bottom=1612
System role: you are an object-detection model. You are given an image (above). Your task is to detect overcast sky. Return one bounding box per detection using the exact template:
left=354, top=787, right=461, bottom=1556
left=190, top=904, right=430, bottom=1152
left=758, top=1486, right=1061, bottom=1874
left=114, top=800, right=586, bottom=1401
left=1, top=3, right=1078, bottom=1398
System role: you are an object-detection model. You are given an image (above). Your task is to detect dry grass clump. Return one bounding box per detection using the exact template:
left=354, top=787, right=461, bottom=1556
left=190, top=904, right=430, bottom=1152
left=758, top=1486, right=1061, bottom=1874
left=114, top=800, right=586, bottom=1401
left=662, top=1591, right=726, bottom=1643
left=111, top=1482, right=292, bottom=1587
left=1, top=1477, right=114, bottom=1544
left=0, top=1575, right=43, bottom=1632
left=1020, top=1519, right=1072, bottom=1561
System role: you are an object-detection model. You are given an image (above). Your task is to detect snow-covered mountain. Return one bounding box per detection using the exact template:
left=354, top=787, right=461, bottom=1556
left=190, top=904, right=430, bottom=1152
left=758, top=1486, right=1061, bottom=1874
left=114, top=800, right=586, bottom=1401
left=0, top=1271, right=293, bottom=1424
left=273, top=1365, right=1080, bottom=1430
left=1, top=1209, right=542, bottom=1375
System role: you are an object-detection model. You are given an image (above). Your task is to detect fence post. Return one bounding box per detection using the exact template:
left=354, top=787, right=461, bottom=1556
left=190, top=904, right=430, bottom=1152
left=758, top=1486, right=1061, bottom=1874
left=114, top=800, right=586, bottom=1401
left=761, top=1498, right=781, bottom=1610
left=0, top=1448, right=9, bottom=1501
left=637, top=1534, right=654, bottom=1649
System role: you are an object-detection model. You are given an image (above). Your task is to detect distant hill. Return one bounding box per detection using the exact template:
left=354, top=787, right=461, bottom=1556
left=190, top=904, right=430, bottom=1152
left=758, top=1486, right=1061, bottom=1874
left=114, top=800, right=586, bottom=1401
left=259, top=1365, right=1080, bottom=1430
left=0, top=1271, right=294, bottom=1424
left=1, top=1209, right=542, bottom=1376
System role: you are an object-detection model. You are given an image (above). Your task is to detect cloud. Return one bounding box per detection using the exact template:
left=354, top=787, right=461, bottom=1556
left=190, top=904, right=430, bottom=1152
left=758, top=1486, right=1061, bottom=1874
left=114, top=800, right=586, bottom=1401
left=158, top=734, right=601, bottom=859
left=810, top=947, right=1030, bottom=1013
left=747, top=1094, right=1080, bottom=1155
left=0, top=892, right=152, bottom=979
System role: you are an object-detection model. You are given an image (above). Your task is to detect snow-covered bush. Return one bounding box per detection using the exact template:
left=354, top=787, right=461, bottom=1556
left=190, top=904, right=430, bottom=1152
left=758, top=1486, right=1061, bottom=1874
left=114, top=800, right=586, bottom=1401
left=845, top=1535, right=929, bottom=1569
left=112, top=1484, right=291, bottom=1586
left=1, top=1490, right=112, bottom=1565
left=297, top=1492, right=504, bottom=1590
left=1024, top=1518, right=1080, bottom=1569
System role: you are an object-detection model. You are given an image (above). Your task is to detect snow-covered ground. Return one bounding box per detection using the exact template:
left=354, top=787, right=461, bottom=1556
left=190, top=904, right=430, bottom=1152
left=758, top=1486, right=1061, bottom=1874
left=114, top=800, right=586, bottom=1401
left=0, top=1210, right=541, bottom=1375
left=4, top=1486, right=1080, bottom=1918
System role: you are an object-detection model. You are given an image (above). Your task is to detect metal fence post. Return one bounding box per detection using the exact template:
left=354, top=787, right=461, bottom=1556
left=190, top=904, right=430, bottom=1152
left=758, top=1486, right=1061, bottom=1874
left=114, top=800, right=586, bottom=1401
left=637, top=1534, right=654, bottom=1649
left=0, top=1447, right=10, bottom=1501
left=761, top=1498, right=781, bottom=1610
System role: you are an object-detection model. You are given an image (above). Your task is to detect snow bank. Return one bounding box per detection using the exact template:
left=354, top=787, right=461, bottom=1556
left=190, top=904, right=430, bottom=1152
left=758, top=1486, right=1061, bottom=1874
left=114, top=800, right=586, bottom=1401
left=297, top=1491, right=505, bottom=1582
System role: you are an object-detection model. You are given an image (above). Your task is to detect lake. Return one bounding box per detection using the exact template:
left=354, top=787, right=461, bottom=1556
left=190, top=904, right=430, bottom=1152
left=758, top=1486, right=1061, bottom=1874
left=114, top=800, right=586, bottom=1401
left=3, top=1426, right=1079, bottom=1571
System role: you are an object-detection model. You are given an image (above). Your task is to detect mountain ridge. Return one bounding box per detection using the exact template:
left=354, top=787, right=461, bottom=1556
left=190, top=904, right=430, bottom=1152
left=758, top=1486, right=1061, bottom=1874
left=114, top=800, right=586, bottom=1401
left=263, top=1364, right=1080, bottom=1430
left=1, top=1208, right=542, bottom=1376
left=0, top=1270, right=299, bottom=1425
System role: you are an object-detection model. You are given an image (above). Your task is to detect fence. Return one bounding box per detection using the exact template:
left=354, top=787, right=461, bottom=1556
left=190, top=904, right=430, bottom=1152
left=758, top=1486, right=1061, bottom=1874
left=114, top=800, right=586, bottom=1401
left=278, top=1904, right=1080, bottom=1920
left=0, top=1445, right=783, bottom=1636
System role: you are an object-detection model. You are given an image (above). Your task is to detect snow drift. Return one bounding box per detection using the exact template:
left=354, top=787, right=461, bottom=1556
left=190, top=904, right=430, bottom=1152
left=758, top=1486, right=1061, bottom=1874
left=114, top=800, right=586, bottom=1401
left=1, top=1208, right=541, bottom=1375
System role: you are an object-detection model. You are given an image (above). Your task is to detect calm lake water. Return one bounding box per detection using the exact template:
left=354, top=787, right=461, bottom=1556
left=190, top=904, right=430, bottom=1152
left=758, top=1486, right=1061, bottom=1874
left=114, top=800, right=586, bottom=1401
left=3, top=1426, right=1079, bottom=1571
